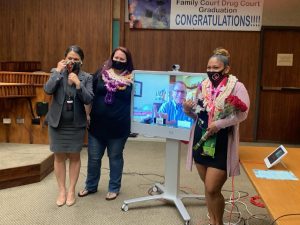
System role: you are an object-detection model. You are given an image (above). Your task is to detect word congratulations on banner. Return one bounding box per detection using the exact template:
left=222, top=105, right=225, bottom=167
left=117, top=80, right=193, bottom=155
left=128, top=0, right=264, bottom=31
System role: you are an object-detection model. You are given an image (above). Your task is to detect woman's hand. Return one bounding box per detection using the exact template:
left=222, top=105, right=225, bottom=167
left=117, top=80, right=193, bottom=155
left=68, top=72, right=81, bottom=89
left=56, top=59, right=66, bottom=73
left=206, top=121, right=219, bottom=137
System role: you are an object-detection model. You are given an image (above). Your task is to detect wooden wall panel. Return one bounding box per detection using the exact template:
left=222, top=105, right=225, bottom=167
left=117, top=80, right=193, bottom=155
left=0, top=0, right=112, bottom=144
left=0, top=0, right=112, bottom=73
left=261, top=30, right=300, bottom=87
left=39, top=0, right=112, bottom=73
left=257, top=28, right=300, bottom=144
left=257, top=91, right=300, bottom=143
left=23, top=0, right=41, bottom=60
left=124, top=25, right=260, bottom=141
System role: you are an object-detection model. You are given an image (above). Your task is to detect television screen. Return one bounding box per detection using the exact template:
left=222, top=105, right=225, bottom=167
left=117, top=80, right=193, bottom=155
left=131, top=70, right=207, bottom=141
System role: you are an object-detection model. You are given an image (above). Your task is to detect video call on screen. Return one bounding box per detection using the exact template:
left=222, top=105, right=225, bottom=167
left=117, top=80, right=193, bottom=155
left=132, top=72, right=206, bottom=129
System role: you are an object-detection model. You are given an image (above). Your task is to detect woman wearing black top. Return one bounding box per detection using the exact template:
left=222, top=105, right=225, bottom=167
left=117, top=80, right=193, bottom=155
left=78, top=47, right=134, bottom=200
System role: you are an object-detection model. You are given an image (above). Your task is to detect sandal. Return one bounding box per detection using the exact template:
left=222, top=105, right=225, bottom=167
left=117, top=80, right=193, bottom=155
left=78, top=189, right=97, bottom=197
left=105, top=192, right=119, bottom=201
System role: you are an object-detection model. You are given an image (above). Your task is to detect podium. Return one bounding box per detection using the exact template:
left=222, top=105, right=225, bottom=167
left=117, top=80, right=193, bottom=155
left=121, top=138, right=204, bottom=225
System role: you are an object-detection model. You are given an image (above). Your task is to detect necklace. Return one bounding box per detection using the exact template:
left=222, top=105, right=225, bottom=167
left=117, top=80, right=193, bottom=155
left=200, top=75, right=237, bottom=124
left=102, top=68, right=133, bottom=104
left=102, top=68, right=133, bottom=91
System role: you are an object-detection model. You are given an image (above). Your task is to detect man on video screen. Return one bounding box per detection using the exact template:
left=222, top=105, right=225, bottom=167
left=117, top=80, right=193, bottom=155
left=156, top=81, right=193, bottom=128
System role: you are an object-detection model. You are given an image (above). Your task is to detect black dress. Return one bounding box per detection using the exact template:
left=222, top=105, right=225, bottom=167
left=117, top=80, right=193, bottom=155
left=192, top=108, right=228, bottom=171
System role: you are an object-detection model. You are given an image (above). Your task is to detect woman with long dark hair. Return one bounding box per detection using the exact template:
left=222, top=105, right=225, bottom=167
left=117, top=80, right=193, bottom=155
left=44, top=45, right=93, bottom=207
left=78, top=47, right=134, bottom=200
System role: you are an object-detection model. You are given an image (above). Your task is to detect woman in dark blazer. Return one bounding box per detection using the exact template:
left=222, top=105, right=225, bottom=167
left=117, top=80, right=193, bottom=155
left=44, top=45, right=93, bottom=207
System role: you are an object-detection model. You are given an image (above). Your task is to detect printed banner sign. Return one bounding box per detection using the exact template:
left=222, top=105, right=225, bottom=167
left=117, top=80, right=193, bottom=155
left=128, top=0, right=264, bottom=31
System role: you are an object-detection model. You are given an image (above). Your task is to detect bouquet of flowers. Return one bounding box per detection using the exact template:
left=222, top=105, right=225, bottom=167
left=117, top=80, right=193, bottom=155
left=193, top=95, right=248, bottom=155
left=214, top=95, right=248, bottom=120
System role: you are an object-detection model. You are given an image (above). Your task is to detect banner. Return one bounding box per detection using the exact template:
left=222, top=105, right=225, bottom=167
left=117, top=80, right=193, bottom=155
left=128, top=0, right=264, bottom=31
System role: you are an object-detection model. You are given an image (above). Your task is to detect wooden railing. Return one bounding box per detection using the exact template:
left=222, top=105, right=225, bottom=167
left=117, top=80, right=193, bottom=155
left=0, top=72, right=49, bottom=98
left=0, top=72, right=49, bottom=86
left=0, top=83, right=36, bottom=98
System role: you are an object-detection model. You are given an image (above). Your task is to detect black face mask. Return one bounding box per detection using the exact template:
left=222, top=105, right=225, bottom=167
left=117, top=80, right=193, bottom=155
left=67, top=61, right=81, bottom=75
left=112, top=60, right=127, bottom=71
left=207, top=69, right=225, bottom=86
left=71, top=61, right=81, bottom=74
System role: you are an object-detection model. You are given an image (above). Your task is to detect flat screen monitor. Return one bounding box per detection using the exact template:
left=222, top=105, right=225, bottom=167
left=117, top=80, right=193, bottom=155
left=131, top=70, right=207, bottom=141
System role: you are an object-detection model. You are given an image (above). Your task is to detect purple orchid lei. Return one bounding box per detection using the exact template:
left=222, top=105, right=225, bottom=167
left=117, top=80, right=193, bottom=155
left=102, top=69, right=132, bottom=104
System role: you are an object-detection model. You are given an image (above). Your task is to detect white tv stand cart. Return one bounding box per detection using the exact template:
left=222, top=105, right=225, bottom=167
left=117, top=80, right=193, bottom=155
left=121, top=138, right=204, bottom=225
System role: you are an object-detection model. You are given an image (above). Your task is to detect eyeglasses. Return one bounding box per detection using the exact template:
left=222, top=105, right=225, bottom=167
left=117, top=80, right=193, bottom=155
left=173, top=89, right=186, bottom=94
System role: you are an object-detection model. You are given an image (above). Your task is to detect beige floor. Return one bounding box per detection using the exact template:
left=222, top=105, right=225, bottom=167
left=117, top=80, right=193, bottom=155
left=0, top=143, right=52, bottom=170
left=0, top=138, right=275, bottom=225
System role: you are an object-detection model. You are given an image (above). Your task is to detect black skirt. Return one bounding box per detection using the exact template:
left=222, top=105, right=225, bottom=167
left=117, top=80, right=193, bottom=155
left=192, top=110, right=228, bottom=171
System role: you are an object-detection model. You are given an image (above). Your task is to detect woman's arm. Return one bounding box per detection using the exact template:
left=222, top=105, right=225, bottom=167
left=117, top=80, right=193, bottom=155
left=76, top=73, right=94, bottom=104
left=44, top=60, right=67, bottom=95
left=214, top=82, right=250, bottom=129
left=43, top=69, right=63, bottom=95
left=84, top=104, right=92, bottom=128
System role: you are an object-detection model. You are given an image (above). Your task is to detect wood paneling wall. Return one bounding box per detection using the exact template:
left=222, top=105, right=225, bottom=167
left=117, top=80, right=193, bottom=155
left=0, top=0, right=112, bottom=73
left=124, top=25, right=260, bottom=141
left=0, top=0, right=112, bottom=144
left=257, top=28, right=300, bottom=144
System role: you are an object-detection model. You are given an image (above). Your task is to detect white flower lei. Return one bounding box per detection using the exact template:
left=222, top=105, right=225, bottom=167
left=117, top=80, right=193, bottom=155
left=201, top=75, right=237, bottom=116
left=105, top=68, right=133, bottom=85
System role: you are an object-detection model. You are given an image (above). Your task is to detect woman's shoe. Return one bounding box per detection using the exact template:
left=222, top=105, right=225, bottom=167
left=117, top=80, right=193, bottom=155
left=66, top=198, right=76, bottom=207
left=56, top=194, right=66, bottom=207
left=105, top=192, right=119, bottom=201
left=56, top=199, right=66, bottom=207
left=66, top=192, right=76, bottom=207
left=78, top=189, right=97, bottom=197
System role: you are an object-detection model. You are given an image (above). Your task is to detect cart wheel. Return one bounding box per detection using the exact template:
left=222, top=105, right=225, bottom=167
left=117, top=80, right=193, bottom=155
left=121, top=204, right=128, bottom=212
left=152, top=186, right=158, bottom=192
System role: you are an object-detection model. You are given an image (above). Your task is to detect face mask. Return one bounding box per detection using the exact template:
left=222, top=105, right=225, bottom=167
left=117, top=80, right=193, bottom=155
left=207, top=69, right=225, bottom=86
left=112, top=60, right=127, bottom=71
left=67, top=61, right=81, bottom=74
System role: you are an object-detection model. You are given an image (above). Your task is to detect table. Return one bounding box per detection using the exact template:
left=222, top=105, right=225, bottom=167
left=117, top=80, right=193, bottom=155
left=239, top=146, right=300, bottom=225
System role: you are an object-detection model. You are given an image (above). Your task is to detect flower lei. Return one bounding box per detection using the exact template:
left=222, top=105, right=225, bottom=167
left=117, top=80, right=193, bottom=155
left=192, top=75, right=238, bottom=155
left=102, top=68, right=133, bottom=104
left=200, top=74, right=238, bottom=124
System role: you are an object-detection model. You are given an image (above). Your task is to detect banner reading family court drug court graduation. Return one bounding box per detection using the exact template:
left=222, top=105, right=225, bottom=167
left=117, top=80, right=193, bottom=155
left=128, top=0, right=264, bottom=31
